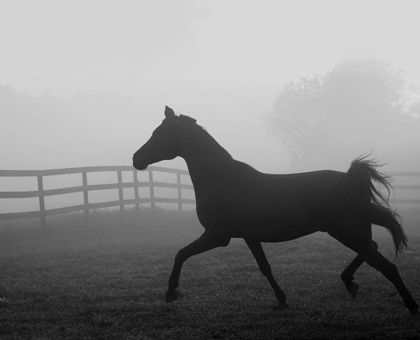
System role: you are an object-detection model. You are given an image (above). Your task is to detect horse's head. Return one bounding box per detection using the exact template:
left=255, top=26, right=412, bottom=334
left=133, top=106, right=196, bottom=170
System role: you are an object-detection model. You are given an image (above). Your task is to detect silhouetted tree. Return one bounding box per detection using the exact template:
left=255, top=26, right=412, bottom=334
left=266, top=60, right=420, bottom=170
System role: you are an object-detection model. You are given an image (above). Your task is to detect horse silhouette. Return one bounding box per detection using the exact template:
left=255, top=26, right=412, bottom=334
left=133, top=106, right=418, bottom=314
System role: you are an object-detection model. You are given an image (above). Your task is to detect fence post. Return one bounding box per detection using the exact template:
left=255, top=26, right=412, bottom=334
left=177, top=172, right=182, bottom=211
left=82, top=171, right=89, bottom=224
left=148, top=169, right=155, bottom=211
left=117, top=170, right=124, bottom=215
left=37, top=175, right=46, bottom=228
left=133, top=170, right=140, bottom=212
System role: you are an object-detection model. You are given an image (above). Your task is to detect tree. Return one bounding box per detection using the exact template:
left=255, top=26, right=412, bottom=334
left=265, top=59, right=420, bottom=170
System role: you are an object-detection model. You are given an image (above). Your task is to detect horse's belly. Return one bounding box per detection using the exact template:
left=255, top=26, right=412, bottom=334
left=258, top=222, right=320, bottom=242
left=239, top=210, right=323, bottom=242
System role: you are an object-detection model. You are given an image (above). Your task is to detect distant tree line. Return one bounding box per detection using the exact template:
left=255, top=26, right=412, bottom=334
left=266, top=60, right=420, bottom=170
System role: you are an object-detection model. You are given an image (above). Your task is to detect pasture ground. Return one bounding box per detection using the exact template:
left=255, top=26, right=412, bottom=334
left=0, top=208, right=419, bottom=339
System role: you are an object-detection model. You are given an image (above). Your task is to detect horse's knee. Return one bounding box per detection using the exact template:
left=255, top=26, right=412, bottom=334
left=174, top=250, right=182, bottom=263
left=174, top=249, right=188, bottom=265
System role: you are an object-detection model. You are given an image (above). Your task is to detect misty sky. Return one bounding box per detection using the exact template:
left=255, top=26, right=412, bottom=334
left=1, top=0, right=420, bottom=173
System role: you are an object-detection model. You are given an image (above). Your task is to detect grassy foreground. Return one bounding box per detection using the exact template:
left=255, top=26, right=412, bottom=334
left=0, top=208, right=419, bottom=339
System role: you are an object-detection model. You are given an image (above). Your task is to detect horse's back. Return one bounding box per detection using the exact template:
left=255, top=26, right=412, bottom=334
left=255, top=169, right=345, bottom=210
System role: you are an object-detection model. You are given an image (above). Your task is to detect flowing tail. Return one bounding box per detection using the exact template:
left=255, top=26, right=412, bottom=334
left=347, top=156, right=408, bottom=256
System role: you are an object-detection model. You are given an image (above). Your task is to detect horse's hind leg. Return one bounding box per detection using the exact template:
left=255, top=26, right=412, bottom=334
left=341, top=240, right=378, bottom=298
left=361, top=244, right=418, bottom=314
left=330, top=227, right=418, bottom=314
left=245, top=239, right=288, bottom=308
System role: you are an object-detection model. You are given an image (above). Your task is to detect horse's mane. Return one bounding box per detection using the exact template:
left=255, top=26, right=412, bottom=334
left=179, top=114, right=197, bottom=124
left=177, top=114, right=233, bottom=160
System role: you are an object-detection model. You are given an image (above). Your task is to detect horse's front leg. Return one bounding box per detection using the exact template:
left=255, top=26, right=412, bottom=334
left=245, top=239, right=288, bottom=309
left=166, top=231, right=230, bottom=303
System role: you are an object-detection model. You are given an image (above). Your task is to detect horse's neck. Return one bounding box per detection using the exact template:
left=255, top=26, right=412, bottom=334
left=181, top=130, right=232, bottom=187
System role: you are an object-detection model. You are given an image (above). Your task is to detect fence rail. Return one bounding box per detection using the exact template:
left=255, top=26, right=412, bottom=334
left=1, top=167, right=419, bottom=228
left=0, top=165, right=195, bottom=227
left=386, top=172, right=420, bottom=205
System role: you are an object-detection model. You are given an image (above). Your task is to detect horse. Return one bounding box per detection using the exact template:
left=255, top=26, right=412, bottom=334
left=133, top=106, right=418, bottom=315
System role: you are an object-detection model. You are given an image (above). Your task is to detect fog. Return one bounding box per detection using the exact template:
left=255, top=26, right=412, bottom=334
left=1, top=1, right=420, bottom=213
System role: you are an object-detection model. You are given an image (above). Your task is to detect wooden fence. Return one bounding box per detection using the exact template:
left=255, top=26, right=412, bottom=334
left=0, top=166, right=195, bottom=227
left=387, top=171, right=420, bottom=205
left=1, top=167, right=419, bottom=228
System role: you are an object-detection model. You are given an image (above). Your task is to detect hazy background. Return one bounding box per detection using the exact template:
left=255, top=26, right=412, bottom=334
left=1, top=0, right=420, bottom=212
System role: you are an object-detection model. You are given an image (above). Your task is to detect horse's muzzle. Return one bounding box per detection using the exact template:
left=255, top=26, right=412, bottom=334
left=132, top=157, right=148, bottom=171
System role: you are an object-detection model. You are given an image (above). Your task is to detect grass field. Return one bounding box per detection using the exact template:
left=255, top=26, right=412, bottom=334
left=1, top=208, right=419, bottom=339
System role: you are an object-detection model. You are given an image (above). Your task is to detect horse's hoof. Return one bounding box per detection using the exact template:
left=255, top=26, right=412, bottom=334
left=165, top=290, right=179, bottom=303
left=347, top=281, right=359, bottom=299
left=345, top=281, right=358, bottom=298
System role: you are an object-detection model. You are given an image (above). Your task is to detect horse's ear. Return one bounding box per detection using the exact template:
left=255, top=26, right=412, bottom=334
left=164, top=106, right=176, bottom=118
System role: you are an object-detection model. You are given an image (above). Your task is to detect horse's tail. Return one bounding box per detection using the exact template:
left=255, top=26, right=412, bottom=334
left=347, top=156, right=408, bottom=256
